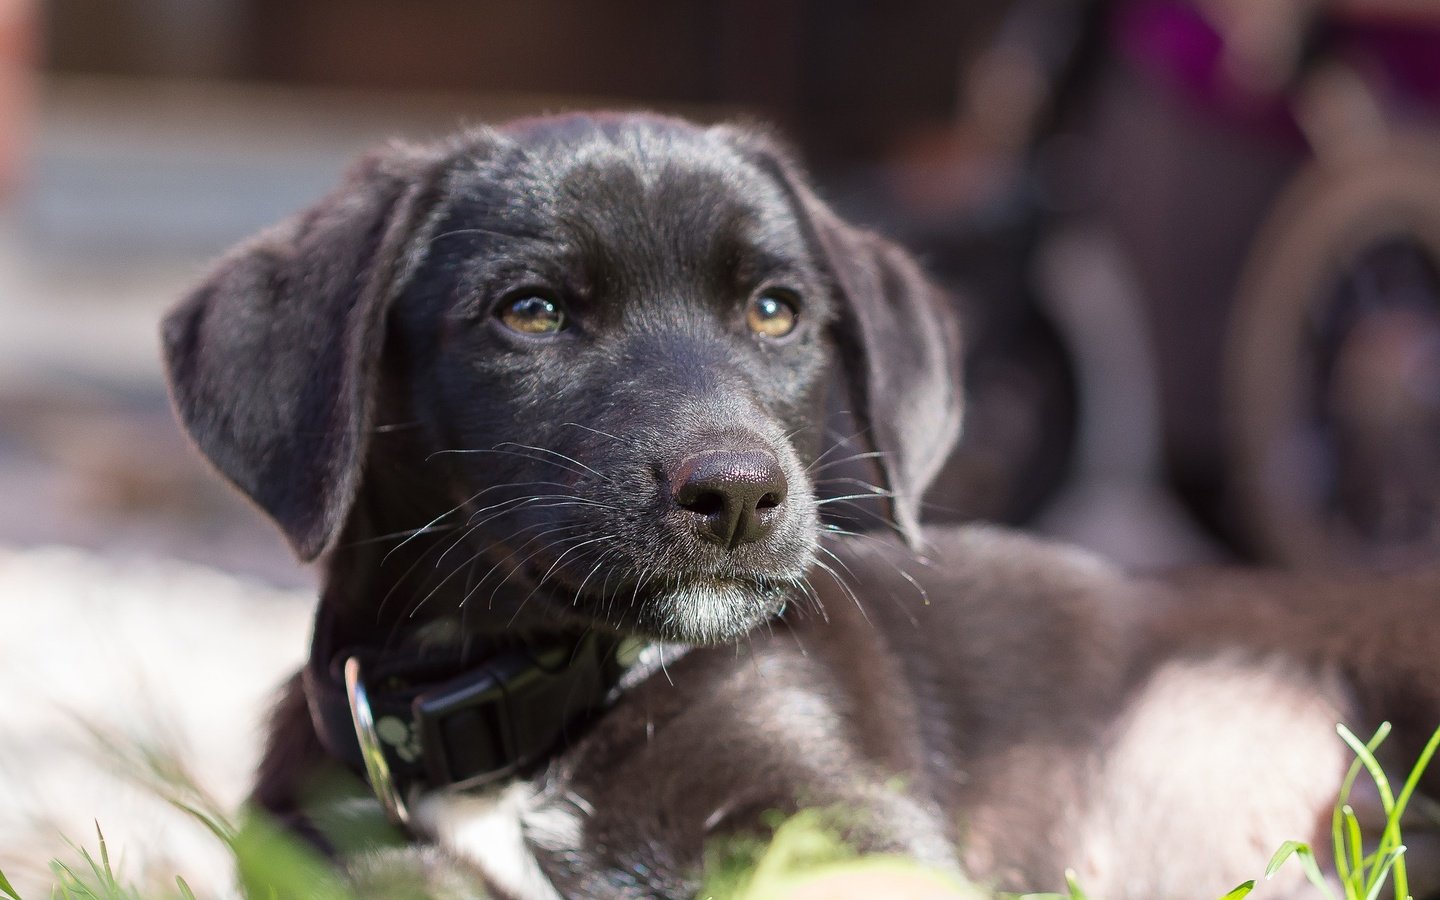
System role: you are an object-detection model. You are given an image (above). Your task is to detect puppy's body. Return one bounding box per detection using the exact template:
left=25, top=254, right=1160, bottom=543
left=162, top=114, right=1440, bottom=899
left=420, top=528, right=1437, bottom=898
left=273, top=525, right=1436, bottom=898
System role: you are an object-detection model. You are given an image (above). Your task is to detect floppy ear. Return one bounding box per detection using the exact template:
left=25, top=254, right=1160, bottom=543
left=719, top=127, right=964, bottom=543
left=807, top=195, right=965, bottom=542
left=161, top=141, right=456, bottom=561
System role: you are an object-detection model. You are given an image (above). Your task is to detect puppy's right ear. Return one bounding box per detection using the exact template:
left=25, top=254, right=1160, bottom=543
left=162, top=141, right=455, bottom=561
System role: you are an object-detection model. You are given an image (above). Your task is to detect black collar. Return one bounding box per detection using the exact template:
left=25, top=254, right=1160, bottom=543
left=303, top=606, right=632, bottom=826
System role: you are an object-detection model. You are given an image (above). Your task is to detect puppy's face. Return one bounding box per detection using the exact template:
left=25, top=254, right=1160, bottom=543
left=389, top=121, right=832, bottom=642
left=162, top=113, right=961, bottom=649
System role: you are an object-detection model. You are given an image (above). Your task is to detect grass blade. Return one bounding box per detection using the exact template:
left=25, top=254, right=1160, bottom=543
left=1337, top=725, right=1396, bottom=820
left=1265, top=840, right=1309, bottom=878
left=232, top=810, right=355, bottom=900
left=47, top=862, right=94, bottom=900
left=1331, top=724, right=1387, bottom=887
left=1219, top=880, right=1256, bottom=899
left=0, top=867, right=22, bottom=900
left=95, top=825, right=109, bottom=883
left=1360, top=845, right=1406, bottom=900
left=1341, top=804, right=1364, bottom=891
left=1381, top=724, right=1440, bottom=900
left=1265, top=840, right=1337, bottom=899
left=1338, top=722, right=1424, bottom=898
left=1333, top=723, right=1397, bottom=897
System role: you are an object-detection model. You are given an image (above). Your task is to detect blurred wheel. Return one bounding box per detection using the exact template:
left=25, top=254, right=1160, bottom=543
left=1226, top=139, right=1440, bottom=569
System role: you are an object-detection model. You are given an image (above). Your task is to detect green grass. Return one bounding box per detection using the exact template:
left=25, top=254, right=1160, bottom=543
left=0, top=728, right=355, bottom=900
left=697, top=808, right=984, bottom=899
left=0, top=814, right=346, bottom=900
left=3, top=723, right=1437, bottom=899
left=1240, top=721, right=1440, bottom=900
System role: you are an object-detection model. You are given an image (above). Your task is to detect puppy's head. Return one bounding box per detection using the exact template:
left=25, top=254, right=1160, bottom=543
left=162, top=114, right=961, bottom=644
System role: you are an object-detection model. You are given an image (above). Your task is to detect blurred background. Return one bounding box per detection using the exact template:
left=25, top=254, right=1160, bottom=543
left=5, top=0, right=1440, bottom=577
left=3, top=0, right=1440, bottom=891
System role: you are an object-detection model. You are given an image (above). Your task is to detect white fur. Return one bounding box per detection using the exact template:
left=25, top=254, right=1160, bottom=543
left=416, top=781, right=584, bottom=900
left=956, top=652, right=1353, bottom=898
left=1074, top=654, right=1350, bottom=898
left=658, top=581, right=764, bottom=643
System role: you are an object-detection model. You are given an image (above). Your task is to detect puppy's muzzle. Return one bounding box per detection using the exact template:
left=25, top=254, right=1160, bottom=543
left=671, top=448, right=788, bottom=549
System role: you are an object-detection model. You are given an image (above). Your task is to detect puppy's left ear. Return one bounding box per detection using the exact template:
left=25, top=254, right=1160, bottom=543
left=717, top=127, right=964, bottom=544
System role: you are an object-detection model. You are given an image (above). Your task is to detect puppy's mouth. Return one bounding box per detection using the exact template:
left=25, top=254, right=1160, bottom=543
left=477, top=443, right=821, bottom=644
left=628, top=573, right=794, bottom=644
left=522, top=556, right=801, bottom=645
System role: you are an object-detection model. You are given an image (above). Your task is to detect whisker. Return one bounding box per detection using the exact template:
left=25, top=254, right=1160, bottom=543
left=815, top=424, right=877, bottom=461
left=376, top=512, right=506, bottom=621
left=380, top=484, right=498, bottom=564
left=426, top=446, right=602, bottom=483
left=816, top=498, right=905, bottom=535
left=392, top=485, right=613, bottom=588
left=779, top=420, right=821, bottom=447
left=630, top=563, right=656, bottom=609
left=485, top=530, right=598, bottom=615
left=792, top=575, right=829, bottom=624
left=819, top=531, right=928, bottom=623
left=428, top=226, right=539, bottom=245
left=462, top=481, right=591, bottom=513
left=803, top=436, right=859, bottom=473
left=572, top=547, right=624, bottom=607
left=436, top=514, right=585, bottom=570
left=811, top=553, right=866, bottom=623
left=815, top=541, right=861, bottom=585
left=811, top=473, right=892, bottom=494
left=511, top=535, right=617, bottom=627
left=560, top=422, right=636, bottom=449
left=495, top=442, right=615, bottom=484
left=466, top=494, right=616, bottom=532
left=533, top=535, right=616, bottom=596
left=342, top=522, right=458, bottom=549
left=892, top=565, right=930, bottom=608
left=814, top=491, right=897, bottom=505
left=916, top=496, right=970, bottom=518
left=822, top=523, right=899, bottom=545
left=371, top=477, right=586, bottom=564
left=741, top=628, right=761, bottom=675
left=457, top=523, right=595, bottom=607
left=806, top=450, right=888, bottom=474
left=406, top=547, right=490, bottom=619
left=399, top=522, right=585, bottom=620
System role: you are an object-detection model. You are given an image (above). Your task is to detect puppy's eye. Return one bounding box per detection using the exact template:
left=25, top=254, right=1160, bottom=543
left=746, top=292, right=799, bottom=339
left=498, top=295, right=566, bottom=335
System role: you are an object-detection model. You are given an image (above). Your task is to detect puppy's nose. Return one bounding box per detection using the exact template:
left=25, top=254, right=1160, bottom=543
left=672, top=449, right=788, bottom=548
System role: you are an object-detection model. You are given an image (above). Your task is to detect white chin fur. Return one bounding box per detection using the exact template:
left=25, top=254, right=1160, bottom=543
left=652, top=581, right=775, bottom=644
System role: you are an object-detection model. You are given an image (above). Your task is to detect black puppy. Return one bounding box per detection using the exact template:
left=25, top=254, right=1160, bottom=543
left=164, top=114, right=1440, bottom=899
